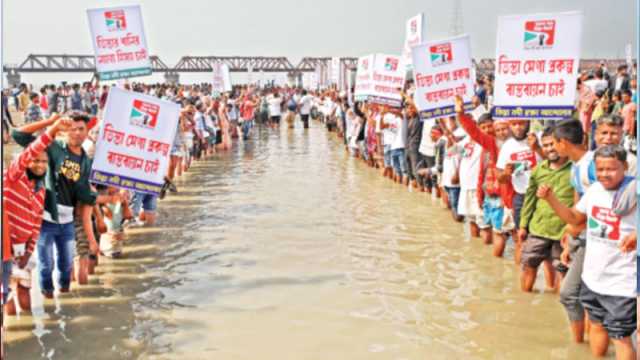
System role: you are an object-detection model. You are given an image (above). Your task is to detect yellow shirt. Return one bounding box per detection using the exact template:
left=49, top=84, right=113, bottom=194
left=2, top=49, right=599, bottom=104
left=18, top=92, right=30, bottom=112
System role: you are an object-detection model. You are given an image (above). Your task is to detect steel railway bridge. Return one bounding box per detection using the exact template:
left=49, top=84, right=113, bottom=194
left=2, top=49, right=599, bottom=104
left=2, top=54, right=629, bottom=86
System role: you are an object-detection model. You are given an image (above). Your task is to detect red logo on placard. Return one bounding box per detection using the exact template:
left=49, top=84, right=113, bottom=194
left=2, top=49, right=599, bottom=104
left=384, top=57, right=399, bottom=71
left=430, top=43, right=453, bottom=66
left=104, top=10, right=127, bottom=32
left=130, top=99, right=159, bottom=129
left=524, top=20, right=556, bottom=49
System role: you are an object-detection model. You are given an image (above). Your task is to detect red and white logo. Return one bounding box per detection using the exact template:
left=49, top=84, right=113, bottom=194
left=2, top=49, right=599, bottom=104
left=430, top=43, right=453, bottom=67
left=524, top=20, right=556, bottom=49
left=384, top=57, right=399, bottom=72
left=130, top=99, right=159, bottom=129
left=104, top=10, right=127, bottom=32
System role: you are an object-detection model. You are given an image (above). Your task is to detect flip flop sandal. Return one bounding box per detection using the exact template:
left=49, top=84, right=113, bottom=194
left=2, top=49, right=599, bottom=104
left=159, top=180, right=170, bottom=200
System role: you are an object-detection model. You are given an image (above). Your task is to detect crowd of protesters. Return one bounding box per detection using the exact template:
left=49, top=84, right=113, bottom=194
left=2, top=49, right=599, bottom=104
left=0, top=80, right=275, bottom=358
left=0, top=60, right=638, bottom=359
left=304, top=64, right=637, bottom=359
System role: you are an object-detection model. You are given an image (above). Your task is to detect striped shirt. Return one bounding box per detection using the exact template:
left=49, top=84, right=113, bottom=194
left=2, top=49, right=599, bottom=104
left=3, top=131, right=52, bottom=256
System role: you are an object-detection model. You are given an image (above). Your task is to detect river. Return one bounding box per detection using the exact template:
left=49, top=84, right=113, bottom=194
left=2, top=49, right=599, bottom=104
left=4, top=121, right=603, bottom=359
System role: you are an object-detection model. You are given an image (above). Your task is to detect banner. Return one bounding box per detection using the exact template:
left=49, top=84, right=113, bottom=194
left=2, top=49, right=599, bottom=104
left=412, top=35, right=475, bottom=119
left=87, top=5, right=152, bottom=80
left=493, top=11, right=583, bottom=119
left=402, top=13, right=425, bottom=67
left=354, top=55, right=374, bottom=101
left=212, top=62, right=232, bottom=93
left=91, top=87, right=180, bottom=195
left=355, top=54, right=405, bottom=107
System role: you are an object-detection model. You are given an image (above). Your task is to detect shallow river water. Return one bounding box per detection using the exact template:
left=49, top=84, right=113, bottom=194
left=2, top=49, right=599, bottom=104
left=4, top=122, right=606, bottom=359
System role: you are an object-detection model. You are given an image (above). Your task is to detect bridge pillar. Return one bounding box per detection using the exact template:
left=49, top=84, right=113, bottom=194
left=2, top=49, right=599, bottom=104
left=287, top=72, right=302, bottom=87
left=6, top=70, right=21, bottom=88
left=164, top=72, right=180, bottom=85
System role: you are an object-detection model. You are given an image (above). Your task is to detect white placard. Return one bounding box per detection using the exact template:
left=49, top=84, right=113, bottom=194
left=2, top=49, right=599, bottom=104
left=87, top=5, right=152, bottom=80
left=493, top=11, right=583, bottom=119
left=412, top=35, right=475, bottom=119
left=354, top=55, right=374, bottom=101
left=402, top=13, right=425, bottom=67
left=355, top=54, right=405, bottom=107
left=212, top=63, right=232, bottom=93
left=91, top=87, right=179, bottom=195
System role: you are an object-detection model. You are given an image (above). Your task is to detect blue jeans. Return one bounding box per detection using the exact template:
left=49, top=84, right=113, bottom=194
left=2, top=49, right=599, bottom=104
left=241, top=119, right=252, bottom=140
left=383, top=145, right=392, bottom=168
left=38, top=221, right=75, bottom=293
left=446, top=186, right=461, bottom=218
left=130, top=192, right=158, bottom=216
left=1, top=260, right=12, bottom=303
left=390, top=148, right=407, bottom=176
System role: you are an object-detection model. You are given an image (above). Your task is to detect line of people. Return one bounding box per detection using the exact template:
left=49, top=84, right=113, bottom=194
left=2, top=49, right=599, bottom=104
left=309, top=77, right=637, bottom=359
left=0, top=81, right=281, bottom=359
left=0, top=74, right=637, bottom=359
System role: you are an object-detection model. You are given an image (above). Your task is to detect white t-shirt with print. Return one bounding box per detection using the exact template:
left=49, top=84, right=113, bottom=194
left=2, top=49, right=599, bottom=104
left=497, top=138, right=540, bottom=194
left=458, top=136, right=483, bottom=191
left=418, top=118, right=437, bottom=156
left=380, top=113, right=397, bottom=147
left=576, top=182, right=637, bottom=298
left=442, top=136, right=463, bottom=188
left=390, top=114, right=406, bottom=150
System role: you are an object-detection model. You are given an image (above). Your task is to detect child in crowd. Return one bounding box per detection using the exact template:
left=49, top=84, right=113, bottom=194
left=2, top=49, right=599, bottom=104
left=99, top=187, right=133, bottom=258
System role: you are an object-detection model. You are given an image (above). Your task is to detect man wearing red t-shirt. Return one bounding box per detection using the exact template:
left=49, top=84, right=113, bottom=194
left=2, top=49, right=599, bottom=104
left=3, top=116, right=71, bottom=315
left=239, top=93, right=258, bottom=141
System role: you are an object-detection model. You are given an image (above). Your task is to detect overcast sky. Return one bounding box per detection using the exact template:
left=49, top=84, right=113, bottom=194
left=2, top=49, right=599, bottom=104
left=1, top=0, right=637, bottom=84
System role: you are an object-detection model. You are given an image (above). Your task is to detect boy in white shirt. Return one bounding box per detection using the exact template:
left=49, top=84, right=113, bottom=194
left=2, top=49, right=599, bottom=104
left=538, top=144, right=636, bottom=360
left=497, top=119, right=542, bottom=263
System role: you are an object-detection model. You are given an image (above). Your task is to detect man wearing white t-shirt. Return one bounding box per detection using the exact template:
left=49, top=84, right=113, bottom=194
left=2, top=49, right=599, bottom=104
left=497, top=119, right=541, bottom=263
left=418, top=118, right=438, bottom=192
left=457, top=133, right=486, bottom=236
left=441, top=119, right=466, bottom=222
left=584, top=69, right=609, bottom=94
left=298, top=90, right=314, bottom=129
left=377, top=109, right=398, bottom=180
left=387, top=110, right=408, bottom=185
left=267, top=91, right=283, bottom=128
left=539, top=145, right=636, bottom=360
